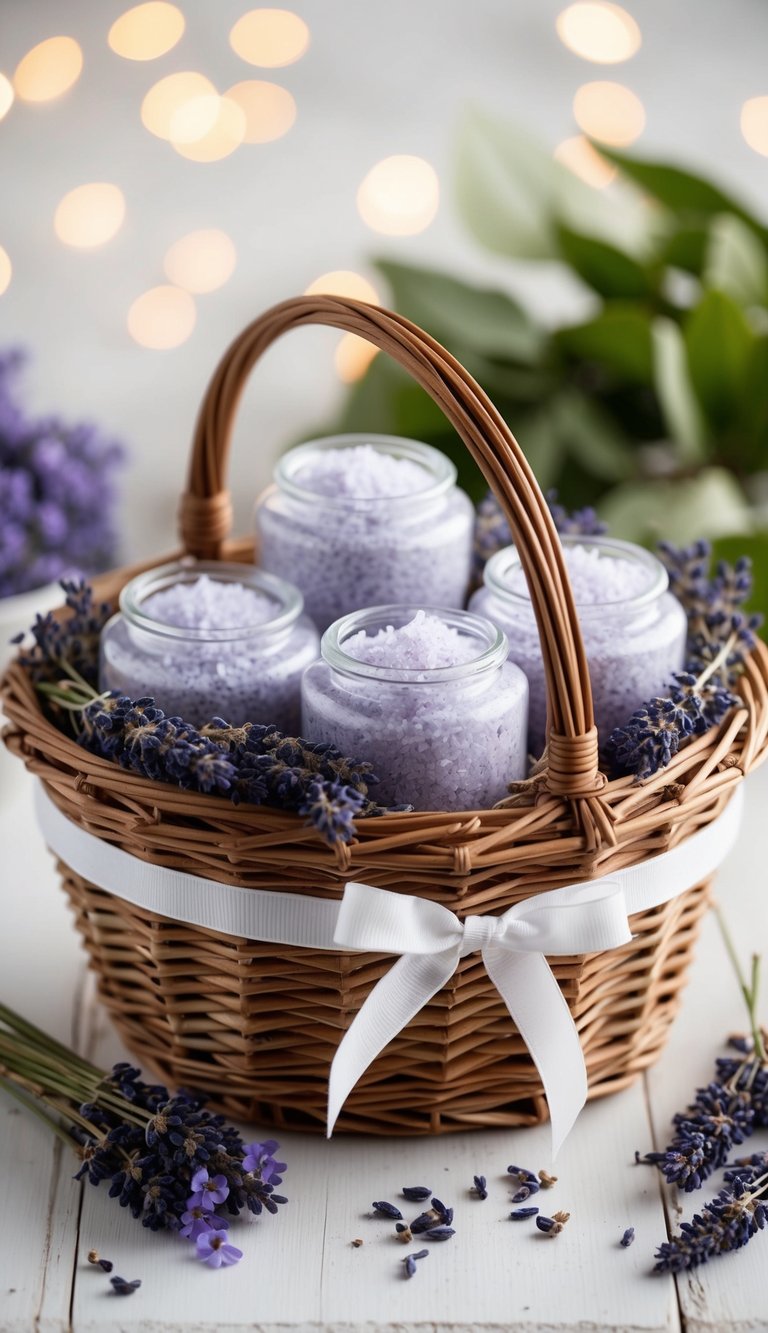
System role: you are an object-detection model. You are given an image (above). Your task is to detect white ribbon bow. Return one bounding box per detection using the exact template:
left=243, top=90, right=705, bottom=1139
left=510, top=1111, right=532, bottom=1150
left=330, top=878, right=633, bottom=1154
left=34, top=781, right=744, bottom=1155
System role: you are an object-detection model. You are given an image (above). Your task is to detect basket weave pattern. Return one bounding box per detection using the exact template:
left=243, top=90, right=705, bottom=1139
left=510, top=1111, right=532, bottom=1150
left=3, top=295, right=768, bottom=1134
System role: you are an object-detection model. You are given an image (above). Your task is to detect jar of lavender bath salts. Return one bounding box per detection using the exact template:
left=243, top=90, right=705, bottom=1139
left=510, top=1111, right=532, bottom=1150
left=99, top=561, right=319, bottom=732
left=255, top=435, right=474, bottom=632
left=469, top=537, right=687, bottom=754
left=301, top=606, right=528, bottom=811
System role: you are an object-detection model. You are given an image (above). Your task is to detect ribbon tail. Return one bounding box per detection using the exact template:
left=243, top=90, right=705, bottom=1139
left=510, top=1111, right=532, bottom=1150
left=327, top=949, right=458, bottom=1136
left=483, top=946, right=588, bottom=1159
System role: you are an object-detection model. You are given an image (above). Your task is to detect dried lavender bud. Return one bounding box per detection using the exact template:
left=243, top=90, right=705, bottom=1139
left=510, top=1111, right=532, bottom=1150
left=552, top=1211, right=571, bottom=1224
left=470, top=1174, right=488, bottom=1200
left=536, top=1215, right=555, bottom=1233
left=87, top=1250, right=101, bottom=1265
left=403, top=1255, right=417, bottom=1279
left=430, top=1196, right=450, bottom=1218
left=538, top=1170, right=557, bottom=1188
left=98, top=1259, right=113, bottom=1273
left=510, top=1207, right=539, bottom=1220
left=372, top=1201, right=403, bottom=1221
left=410, top=1212, right=436, bottom=1234
left=423, top=1226, right=455, bottom=1241
left=110, top=1276, right=141, bottom=1296
left=411, top=1249, right=429, bottom=1261
left=402, top=1185, right=432, bottom=1202
left=395, top=1224, right=413, bottom=1243
left=621, top=1227, right=635, bottom=1248
left=507, top=1164, right=538, bottom=1182
left=510, top=1186, right=533, bottom=1204
left=351, top=1238, right=363, bottom=1248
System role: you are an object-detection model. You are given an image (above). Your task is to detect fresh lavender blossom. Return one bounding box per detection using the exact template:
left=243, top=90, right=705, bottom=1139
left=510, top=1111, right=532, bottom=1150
left=195, top=1230, right=243, bottom=1269
left=0, top=349, right=123, bottom=599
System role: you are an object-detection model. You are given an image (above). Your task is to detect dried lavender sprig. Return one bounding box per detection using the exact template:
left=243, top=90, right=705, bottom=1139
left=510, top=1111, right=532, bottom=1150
left=653, top=1173, right=768, bottom=1273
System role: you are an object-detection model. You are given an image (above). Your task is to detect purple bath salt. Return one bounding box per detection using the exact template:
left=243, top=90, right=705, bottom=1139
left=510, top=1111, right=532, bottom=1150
left=470, top=537, right=687, bottom=754
left=99, top=561, right=319, bottom=732
left=301, top=607, right=529, bottom=811
left=255, top=434, right=474, bottom=633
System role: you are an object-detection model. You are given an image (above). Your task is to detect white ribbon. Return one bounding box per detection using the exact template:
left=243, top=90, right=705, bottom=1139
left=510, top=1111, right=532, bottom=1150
left=35, top=781, right=743, bottom=1154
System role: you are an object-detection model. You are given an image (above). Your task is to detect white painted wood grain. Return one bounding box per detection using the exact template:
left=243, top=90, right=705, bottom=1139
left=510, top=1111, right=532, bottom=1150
left=645, top=764, right=768, bottom=1333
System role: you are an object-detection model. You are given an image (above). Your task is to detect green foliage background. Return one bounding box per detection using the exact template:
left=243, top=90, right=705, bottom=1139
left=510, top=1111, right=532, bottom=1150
left=328, top=110, right=768, bottom=627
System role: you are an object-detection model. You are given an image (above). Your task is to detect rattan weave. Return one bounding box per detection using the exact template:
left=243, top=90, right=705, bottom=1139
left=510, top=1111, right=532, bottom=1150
left=3, top=295, right=768, bottom=1134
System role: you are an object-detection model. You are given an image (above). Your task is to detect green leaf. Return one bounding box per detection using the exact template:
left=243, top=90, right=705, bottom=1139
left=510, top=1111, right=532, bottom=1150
left=599, top=468, right=752, bottom=545
left=555, top=305, right=654, bottom=383
left=375, top=259, right=545, bottom=363
left=456, top=108, right=650, bottom=263
left=659, top=224, right=710, bottom=275
left=556, top=225, right=651, bottom=299
left=684, top=289, right=754, bottom=429
left=711, top=532, right=768, bottom=639
left=596, top=145, right=768, bottom=241
left=704, top=213, right=768, bottom=305
left=652, top=318, right=709, bottom=464
left=552, top=393, right=636, bottom=483
left=735, top=336, right=768, bottom=472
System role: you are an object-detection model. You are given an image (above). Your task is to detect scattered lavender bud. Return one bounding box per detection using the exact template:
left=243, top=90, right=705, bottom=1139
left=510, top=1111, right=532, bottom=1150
left=372, top=1201, right=403, bottom=1220
left=538, top=1170, right=558, bottom=1189
left=98, top=1259, right=114, bottom=1273
left=536, top=1215, right=555, bottom=1234
left=470, top=1174, right=488, bottom=1200
left=510, top=1186, right=532, bottom=1204
left=410, top=1212, right=436, bottom=1234
left=402, top=1186, right=432, bottom=1202
left=351, top=1239, right=363, bottom=1248
left=411, top=1249, right=429, bottom=1261
left=507, top=1164, right=538, bottom=1182
left=423, top=1226, right=455, bottom=1242
left=510, top=1207, right=539, bottom=1220
left=110, top=1277, right=141, bottom=1296
left=404, top=1255, right=417, bottom=1279
left=431, top=1196, right=450, bottom=1219
left=537, top=1211, right=570, bottom=1238
left=621, top=1227, right=635, bottom=1248
left=395, top=1224, right=413, bottom=1243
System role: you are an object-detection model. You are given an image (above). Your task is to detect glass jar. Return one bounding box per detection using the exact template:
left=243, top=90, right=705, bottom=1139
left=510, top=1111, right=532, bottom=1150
left=469, top=536, right=687, bottom=754
left=255, top=433, right=474, bottom=633
left=100, top=560, right=319, bottom=732
left=301, top=605, right=529, bottom=812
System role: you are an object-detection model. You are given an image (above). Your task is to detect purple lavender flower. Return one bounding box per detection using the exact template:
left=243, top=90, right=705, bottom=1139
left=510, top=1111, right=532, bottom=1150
left=640, top=1081, right=754, bottom=1191
left=180, top=1205, right=227, bottom=1241
left=242, top=1139, right=286, bottom=1183
left=620, top=1227, right=635, bottom=1248
left=0, top=349, right=124, bottom=599
left=654, top=1175, right=767, bottom=1272
left=195, top=1229, right=243, bottom=1268
left=298, top=779, right=366, bottom=845
left=189, top=1169, right=230, bottom=1209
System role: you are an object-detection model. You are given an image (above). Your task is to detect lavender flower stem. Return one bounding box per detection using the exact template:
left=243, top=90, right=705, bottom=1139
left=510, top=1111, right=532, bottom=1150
left=0, top=1002, right=103, bottom=1078
left=713, top=909, right=767, bottom=1062
left=0, top=1074, right=80, bottom=1147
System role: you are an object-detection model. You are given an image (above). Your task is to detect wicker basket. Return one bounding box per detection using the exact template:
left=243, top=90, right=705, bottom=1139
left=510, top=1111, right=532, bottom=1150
left=3, top=295, right=768, bottom=1136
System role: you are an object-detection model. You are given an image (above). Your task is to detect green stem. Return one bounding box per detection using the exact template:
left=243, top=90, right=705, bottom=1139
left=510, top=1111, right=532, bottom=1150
left=713, top=906, right=767, bottom=1062
left=0, top=1003, right=103, bottom=1078
left=57, top=660, right=100, bottom=697
left=0, top=1075, right=78, bottom=1149
left=696, top=632, right=738, bottom=691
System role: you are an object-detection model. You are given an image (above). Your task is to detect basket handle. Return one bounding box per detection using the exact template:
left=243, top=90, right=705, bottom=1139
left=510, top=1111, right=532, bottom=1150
left=181, top=295, right=612, bottom=841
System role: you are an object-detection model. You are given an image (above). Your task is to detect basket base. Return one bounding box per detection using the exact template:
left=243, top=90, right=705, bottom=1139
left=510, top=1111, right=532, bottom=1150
left=59, top=862, right=711, bottom=1135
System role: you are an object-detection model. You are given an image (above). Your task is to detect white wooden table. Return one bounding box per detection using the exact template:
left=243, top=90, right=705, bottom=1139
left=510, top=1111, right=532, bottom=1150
left=1, top=765, right=766, bottom=1333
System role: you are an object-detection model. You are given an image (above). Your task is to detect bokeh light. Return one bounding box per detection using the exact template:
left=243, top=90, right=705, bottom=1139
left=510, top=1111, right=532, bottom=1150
left=554, top=135, right=617, bottom=187
left=304, top=270, right=380, bottom=303
left=0, top=247, right=11, bottom=296
left=169, top=93, right=221, bottom=145
left=356, top=155, right=439, bottom=236
left=556, top=3, right=641, bottom=64
left=127, top=285, right=196, bottom=349
left=225, top=80, right=296, bottom=142
left=170, top=95, right=246, bottom=161
left=573, top=80, right=645, bottom=145
left=164, top=229, right=237, bottom=293
left=108, top=3, right=185, bottom=61
left=229, top=9, right=309, bottom=67
left=0, top=74, right=14, bottom=122
left=54, top=184, right=126, bottom=249
left=741, top=96, right=768, bottom=157
left=141, top=71, right=216, bottom=140
left=335, top=334, right=378, bottom=383
left=14, top=36, right=83, bottom=103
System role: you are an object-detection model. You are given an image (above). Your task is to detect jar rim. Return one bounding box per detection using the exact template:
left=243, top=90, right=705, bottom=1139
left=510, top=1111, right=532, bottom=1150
left=118, top=559, right=304, bottom=643
left=484, top=536, right=670, bottom=616
left=274, top=433, right=456, bottom=511
left=321, top=604, right=509, bottom=684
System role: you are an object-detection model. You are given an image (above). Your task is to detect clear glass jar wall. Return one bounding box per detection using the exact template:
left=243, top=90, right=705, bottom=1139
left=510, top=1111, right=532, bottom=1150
left=469, top=536, right=687, bottom=754
left=100, top=561, right=319, bottom=732
left=301, top=605, right=529, bottom=811
left=255, top=434, right=474, bottom=633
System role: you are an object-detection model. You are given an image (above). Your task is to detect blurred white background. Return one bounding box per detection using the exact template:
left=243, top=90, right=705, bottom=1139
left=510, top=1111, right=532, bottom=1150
left=1, top=0, right=768, bottom=562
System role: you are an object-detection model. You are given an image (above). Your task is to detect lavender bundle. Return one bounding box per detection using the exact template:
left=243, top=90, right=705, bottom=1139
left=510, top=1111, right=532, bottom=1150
left=606, top=541, right=762, bottom=781
left=0, top=349, right=123, bottom=599
left=15, top=579, right=401, bottom=844
left=0, top=1002, right=286, bottom=1271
